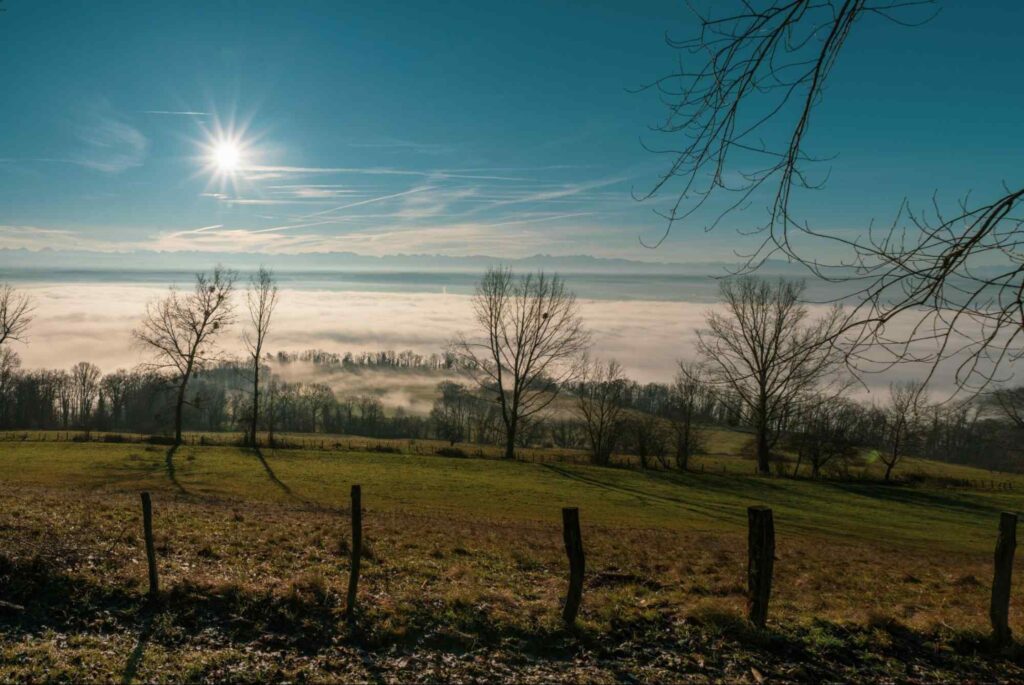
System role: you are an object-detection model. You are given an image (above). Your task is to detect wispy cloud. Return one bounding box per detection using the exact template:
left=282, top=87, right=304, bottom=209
left=0, top=225, right=125, bottom=251
left=140, top=110, right=210, bottom=117
left=73, top=100, right=148, bottom=173
left=242, top=165, right=527, bottom=182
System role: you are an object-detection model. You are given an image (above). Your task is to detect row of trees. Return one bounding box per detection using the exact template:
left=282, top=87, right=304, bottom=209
left=0, top=267, right=1021, bottom=475
left=447, top=268, right=1021, bottom=476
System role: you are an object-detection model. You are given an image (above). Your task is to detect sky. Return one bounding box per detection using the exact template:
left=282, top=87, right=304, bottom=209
left=1, top=0, right=1022, bottom=262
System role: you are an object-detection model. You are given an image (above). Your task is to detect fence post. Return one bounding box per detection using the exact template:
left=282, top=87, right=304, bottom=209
left=991, top=511, right=1018, bottom=646
left=140, top=492, right=159, bottom=597
left=561, top=507, right=585, bottom=626
left=747, top=506, right=775, bottom=628
left=346, top=484, right=362, bottom=620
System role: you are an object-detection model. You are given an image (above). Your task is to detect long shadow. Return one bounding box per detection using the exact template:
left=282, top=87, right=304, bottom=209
left=164, top=445, right=187, bottom=495
left=824, top=481, right=1006, bottom=518
left=541, top=463, right=745, bottom=525
left=253, top=446, right=303, bottom=501
left=121, top=611, right=154, bottom=684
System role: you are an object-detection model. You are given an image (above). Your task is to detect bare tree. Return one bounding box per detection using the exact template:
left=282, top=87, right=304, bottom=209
left=575, top=357, right=626, bottom=466
left=133, top=267, right=236, bottom=444
left=624, top=411, right=669, bottom=470
left=695, top=277, right=845, bottom=474
left=668, top=361, right=709, bottom=471
left=881, top=380, right=926, bottom=481
left=990, top=386, right=1024, bottom=430
left=639, top=1, right=1024, bottom=393
left=243, top=267, right=278, bottom=446
left=70, top=361, right=101, bottom=426
left=0, top=283, right=33, bottom=347
left=786, top=395, right=860, bottom=478
left=431, top=381, right=471, bottom=446
left=453, top=268, right=590, bottom=460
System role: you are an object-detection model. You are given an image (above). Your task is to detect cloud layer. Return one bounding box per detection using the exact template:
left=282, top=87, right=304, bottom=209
left=12, top=284, right=702, bottom=382
left=7, top=282, right=972, bottom=402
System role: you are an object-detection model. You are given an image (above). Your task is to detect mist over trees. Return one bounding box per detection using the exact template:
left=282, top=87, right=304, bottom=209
left=0, top=271, right=1021, bottom=476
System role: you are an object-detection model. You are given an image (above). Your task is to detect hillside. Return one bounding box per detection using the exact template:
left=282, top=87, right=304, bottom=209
left=1, top=433, right=1022, bottom=682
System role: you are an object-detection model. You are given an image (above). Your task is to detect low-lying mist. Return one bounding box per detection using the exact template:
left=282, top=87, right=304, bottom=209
left=7, top=281, right=976, bottom=402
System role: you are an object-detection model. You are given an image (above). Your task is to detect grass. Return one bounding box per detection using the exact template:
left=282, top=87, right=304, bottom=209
left=1, top=432, right=1023, bottom=682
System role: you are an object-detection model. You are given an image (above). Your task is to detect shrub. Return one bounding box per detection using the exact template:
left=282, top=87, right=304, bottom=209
left=436, top=446, right=467, bottom=458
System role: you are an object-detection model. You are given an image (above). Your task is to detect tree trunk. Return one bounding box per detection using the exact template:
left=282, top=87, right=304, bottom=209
left=503, top=414, right=517, bottom=460
left=174, top=383, right=186, bottom=445
left=756, top=421, right=770, bottom=475
left=250, top=365, right=259, bottom=447
left=886, top=433, right=899, bottom=482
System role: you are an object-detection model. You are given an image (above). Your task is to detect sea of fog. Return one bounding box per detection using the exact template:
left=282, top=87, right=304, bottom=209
left=0, top=268, right=963, bottom=399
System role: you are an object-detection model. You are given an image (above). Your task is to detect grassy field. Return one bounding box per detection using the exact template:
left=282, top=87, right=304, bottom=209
left=1, top=433, right=1023, bottom=682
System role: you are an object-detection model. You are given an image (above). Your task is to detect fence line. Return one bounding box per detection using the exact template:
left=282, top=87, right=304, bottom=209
left=129, top=490, right=1021, bottom=643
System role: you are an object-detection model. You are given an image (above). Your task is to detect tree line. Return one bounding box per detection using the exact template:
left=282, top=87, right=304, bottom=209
left=0, top=267, right=1021, bottom=476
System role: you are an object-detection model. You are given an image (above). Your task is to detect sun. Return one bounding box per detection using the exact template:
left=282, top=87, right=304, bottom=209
left=211, top=140, right=242, bottom=173
left=193, top=117, right=259, bottom=192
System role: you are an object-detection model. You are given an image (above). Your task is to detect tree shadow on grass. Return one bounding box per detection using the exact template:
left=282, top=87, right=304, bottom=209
left=541, top=463, right=744, bottom=525
left=164, top=445, right=187, bottom=495
left=253, top=447, right=304, bottom=502
left=823, top=481, right=1005, bottom=518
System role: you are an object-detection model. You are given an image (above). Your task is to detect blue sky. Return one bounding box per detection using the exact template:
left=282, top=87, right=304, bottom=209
left=0, top=0, right=1021, bottom=262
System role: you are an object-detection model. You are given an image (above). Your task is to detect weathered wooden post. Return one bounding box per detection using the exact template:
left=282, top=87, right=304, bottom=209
left=747, top=506, right=775, bottom=628
left=346, top=484, right=362, bottom=620
left=561, top=507, right=585, bottom=626
left=140, top=492, right=159, bottom=597
left=991, top=511, right=1018, bottom=646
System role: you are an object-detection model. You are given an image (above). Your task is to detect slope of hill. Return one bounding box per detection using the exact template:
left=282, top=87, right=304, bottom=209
left=0, top=435, right=1021, bottom=682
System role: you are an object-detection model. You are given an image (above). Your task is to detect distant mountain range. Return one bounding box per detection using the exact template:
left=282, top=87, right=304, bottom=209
left=0, top=248, right=813, bottom=276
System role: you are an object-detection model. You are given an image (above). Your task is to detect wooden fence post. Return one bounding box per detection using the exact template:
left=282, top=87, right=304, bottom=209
left=346, top=484, right=362, bottom=620
left=140, top=492, right=159, bottom=597
left=561, top=507, right=585, bottom=626
left=991, top=511, right=1018, bottom=646
left=747, top=506, right=775, bottom=628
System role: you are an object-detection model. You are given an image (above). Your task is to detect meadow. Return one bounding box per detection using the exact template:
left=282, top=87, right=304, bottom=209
left=1, top=431, right=1023, bottom=682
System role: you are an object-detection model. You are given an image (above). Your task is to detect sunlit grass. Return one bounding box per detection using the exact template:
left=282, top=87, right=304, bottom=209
left=1, top=433, right=1022, bottom=681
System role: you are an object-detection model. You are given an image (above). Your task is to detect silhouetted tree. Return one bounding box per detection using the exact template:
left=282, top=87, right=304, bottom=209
left=244, top=267, right=278, bottom=446
left=695, top=277, right=845, bottom=474
left=431, top=381, right=471, bottom=445
left=786, top=395, right=860, bottom=478
left=667, top=361, right=709, bottom=471
left=133, top=267, right=236, bottom=444
left=575, top=357, right=626, bottom=466
left=0, top=283, right=32, bottom=347
left=640, top=1, right=1023, bottom=393
left=453, top=268, right=590, bottom=459
left=989, top=386, right=1024, bottom=430
left=881, top=381, right=926, bottom=481
left=70, top=361, right=101, bottom=426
